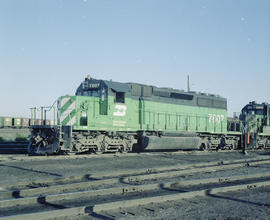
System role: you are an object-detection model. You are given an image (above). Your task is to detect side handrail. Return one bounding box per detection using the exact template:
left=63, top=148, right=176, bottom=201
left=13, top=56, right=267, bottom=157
left=30, top=99, right=58, bottom=126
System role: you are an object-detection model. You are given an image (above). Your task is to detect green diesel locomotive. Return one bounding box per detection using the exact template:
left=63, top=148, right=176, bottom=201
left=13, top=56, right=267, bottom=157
left=28, top=76, right=270, bottom=155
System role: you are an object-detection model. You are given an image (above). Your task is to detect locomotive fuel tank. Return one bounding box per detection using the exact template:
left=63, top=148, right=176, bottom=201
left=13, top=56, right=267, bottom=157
left=141, top=133, right=202, bottom=151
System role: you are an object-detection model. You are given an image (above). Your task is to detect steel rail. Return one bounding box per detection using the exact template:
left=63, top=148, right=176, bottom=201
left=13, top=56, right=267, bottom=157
left=1, top=155, right=270, bottom=191
left=1, top=159, right=270, bottom=201
left=1, top=172, right=270, bottom=208
left=1, top=179, right=270, bottom=220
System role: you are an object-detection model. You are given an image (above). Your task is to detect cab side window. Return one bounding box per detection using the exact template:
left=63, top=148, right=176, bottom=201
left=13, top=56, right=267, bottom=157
left=115, top=92, right=125, bottom=103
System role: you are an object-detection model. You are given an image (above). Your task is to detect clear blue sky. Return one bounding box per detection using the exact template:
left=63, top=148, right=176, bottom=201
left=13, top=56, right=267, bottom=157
left=0, top=0, right=269, bottom=118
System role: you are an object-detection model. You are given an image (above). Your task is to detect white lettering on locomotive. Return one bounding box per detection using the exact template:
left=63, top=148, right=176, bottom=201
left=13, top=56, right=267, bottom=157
left=113, top=105, right=127, bottom=116
left=208, top=114, right=225, bottom=123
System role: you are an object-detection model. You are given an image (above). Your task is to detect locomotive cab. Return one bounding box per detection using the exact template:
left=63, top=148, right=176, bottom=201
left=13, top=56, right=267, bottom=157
left=76, top=75, right=109, bottom=115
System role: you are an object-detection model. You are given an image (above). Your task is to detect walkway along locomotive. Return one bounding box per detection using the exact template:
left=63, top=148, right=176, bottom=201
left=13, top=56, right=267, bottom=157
left=28, top=76, right=270, bottom=155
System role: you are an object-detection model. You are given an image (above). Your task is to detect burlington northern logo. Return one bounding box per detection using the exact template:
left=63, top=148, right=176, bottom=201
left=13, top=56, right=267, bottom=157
left=113, top=105, right=127, bottom=116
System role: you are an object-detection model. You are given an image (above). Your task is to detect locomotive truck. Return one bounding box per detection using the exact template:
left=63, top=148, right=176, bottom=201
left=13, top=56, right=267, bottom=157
left=28, top=76, right=270, bottom=155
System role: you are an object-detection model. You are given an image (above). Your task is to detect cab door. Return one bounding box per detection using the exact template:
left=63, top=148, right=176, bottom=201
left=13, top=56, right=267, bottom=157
left=99, top=88, right=108, bottom=115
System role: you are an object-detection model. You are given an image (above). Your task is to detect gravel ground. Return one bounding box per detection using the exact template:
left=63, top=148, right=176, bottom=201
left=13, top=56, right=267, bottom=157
left=50, top=186, right=270, bottom=220
left=114, top=186, right=270, bottom=220
left=0, top=150, right=269, bottom=185
left=1, top=150, right=270, bottom=219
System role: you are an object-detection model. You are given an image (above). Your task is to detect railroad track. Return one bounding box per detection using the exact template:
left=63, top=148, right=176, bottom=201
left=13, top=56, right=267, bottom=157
left=1, top=155, right=270, bottom=190
left=0, top=156, right=270, bottom=219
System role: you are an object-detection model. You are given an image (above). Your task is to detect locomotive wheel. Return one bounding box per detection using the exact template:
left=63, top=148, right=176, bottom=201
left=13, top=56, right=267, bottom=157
left=199, top=138, right=209, bottom=151
left=119, top=146, right=126, bottom=153
left=200, top=143, right=208, bottom=151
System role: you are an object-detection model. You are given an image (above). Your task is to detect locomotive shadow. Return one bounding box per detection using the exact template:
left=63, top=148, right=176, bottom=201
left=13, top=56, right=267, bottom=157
left=38, top=196, right=117, bottom=220
left=205, top=189, right=270, bottom=207
left=118, top=177, right=189, bottom=193
left=82, top=174, right=101, bottom=181
left=0, top=164, right=62, bottom=177
left=85, top=206, right=116, bottom=220
left=158, top=183, right=189, bottom=193
left=10, top=192, right=116, bottom=220
left=37, top=195, right=67, bottom=209
left=11, top=190, right=23, bottom=198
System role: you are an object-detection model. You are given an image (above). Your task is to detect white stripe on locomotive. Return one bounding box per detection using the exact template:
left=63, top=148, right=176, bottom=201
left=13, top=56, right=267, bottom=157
left=67, top=116, right=76, bottom=126
left=60, top=97, right=70, bottom=108
left=60, top=101, right=76, bottom=124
